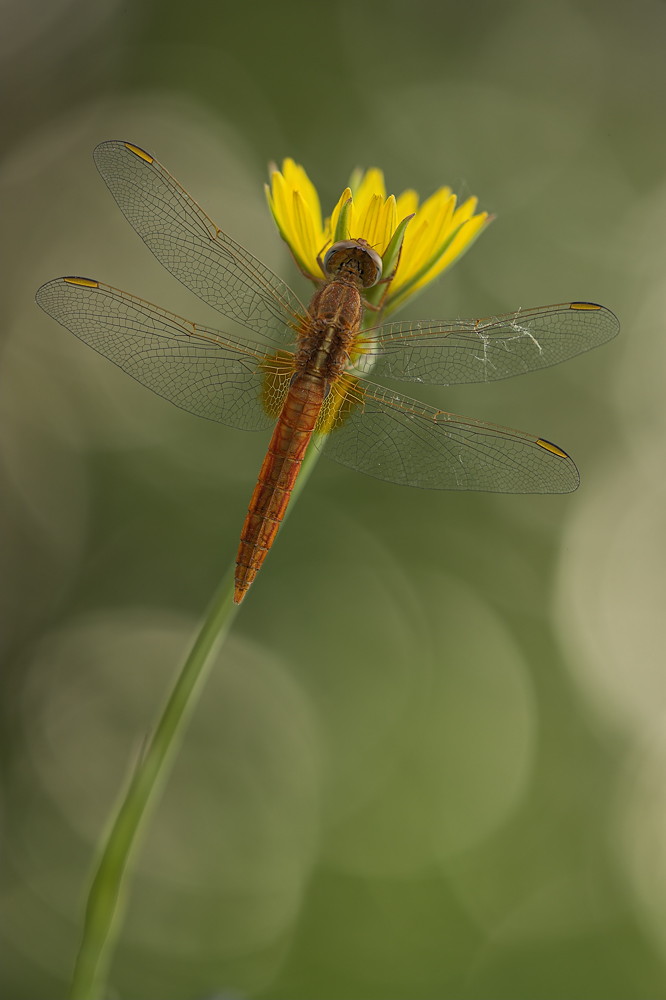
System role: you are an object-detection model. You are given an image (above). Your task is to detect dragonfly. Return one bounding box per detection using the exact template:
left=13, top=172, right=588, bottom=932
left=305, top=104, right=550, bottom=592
left=36, top=141, right=619, bottom=604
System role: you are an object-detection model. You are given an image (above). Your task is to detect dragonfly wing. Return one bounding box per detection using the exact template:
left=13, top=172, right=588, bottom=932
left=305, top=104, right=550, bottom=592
left=36, top=277, right=294, bottom=430
left=93, top=140, right=305, bottom=347
left=314, top=375, right=579, bottom=493
left=355, top=302, right=619, bottom=384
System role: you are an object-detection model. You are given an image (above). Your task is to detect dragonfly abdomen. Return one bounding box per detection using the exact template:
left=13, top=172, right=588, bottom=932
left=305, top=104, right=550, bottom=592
left=234, top=372, right=326, bottom=603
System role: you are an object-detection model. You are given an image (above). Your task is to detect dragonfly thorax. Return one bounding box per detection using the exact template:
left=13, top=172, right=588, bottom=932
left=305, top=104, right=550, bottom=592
left=323, top=238, right=382, bottom=288
left=297, top=280, right=362, bottom=381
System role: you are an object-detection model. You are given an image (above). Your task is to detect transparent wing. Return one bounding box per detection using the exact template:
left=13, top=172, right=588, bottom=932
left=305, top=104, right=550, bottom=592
left=93, top=140, right=306, bottom=346
left=315, top=375, right=579, bottom=493
left=354, top=302, right=619, bottom=384
left=35, top=277, right=294, bottom=430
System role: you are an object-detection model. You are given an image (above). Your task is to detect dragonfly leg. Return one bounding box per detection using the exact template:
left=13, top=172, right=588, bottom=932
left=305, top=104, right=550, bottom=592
left=315, top=249, right=331, bottom=281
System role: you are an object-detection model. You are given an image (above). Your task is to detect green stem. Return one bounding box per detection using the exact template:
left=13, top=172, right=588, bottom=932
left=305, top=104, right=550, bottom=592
left=68, top=436, right=324, bottom=1000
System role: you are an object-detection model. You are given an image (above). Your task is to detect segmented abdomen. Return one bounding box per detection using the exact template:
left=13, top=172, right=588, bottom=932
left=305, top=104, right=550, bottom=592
left=234, top=373, right=325, bottom=603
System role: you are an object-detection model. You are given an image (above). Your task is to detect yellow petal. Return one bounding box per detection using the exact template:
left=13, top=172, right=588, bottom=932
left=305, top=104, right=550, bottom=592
left=451, top=196, right=478, bottom=227
left=397, top=217, right=430, bottom=280
left=430, top=211, right=489, bottom=277
left=270, top=169, right=292, bottom=237
left=292, top=189, right=319, bottom=274
left=282, top=158, right=323, bottom=234
left=396, top=189, right=419, bottom=219
left=356, top=193, right=383, bottom=246
left=419, top=186, right=452, bottom=216
left=269, top=171, right=318, bottom=276
left=402, top=212, right=491, bottom=301
left=411, top=188, right=454, bottom=250
left=376, top=194, right=397, bottom=255
left=395, top=189, right=456, bottom=288
left=353, top=168, right=386, bottom=218
left=408, top=193, right=456, bottom=274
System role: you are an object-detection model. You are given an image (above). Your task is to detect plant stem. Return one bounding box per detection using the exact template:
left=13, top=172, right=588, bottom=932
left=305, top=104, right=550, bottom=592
left=68, top=436, right=324, bottom=1000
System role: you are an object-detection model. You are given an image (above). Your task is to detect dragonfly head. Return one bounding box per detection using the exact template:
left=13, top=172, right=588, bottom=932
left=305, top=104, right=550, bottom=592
left=323, top=238, right=383, bottom=288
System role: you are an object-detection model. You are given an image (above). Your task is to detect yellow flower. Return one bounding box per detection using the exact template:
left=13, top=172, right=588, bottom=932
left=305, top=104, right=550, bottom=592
left=266, top=158, right=492, bottom=316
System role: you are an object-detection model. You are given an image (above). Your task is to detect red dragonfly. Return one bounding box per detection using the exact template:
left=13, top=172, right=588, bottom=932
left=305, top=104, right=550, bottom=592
left=36, top=141, right=619, bottom=603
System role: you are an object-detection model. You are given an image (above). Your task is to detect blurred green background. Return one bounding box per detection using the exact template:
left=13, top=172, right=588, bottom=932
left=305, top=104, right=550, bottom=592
left=2, top=1, right=666, bottom=997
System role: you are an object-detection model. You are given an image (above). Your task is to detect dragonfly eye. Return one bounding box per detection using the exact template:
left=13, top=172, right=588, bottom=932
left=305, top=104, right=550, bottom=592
left=323, top=239, right=383, bottom=288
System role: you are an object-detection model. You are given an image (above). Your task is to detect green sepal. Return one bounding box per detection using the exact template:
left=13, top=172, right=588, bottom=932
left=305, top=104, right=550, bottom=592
left=333, top=197, right=353, bottom=244
left=381, top=213, right=414, bottom=279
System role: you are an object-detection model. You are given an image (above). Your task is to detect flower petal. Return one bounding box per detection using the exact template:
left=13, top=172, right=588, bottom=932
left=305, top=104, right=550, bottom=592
left=269, top=169, right=293, bottom=240
left=394, top=188, right=456, bottom=290
left=292, top=189, right=320, bottom=275
left=398, top=217, right=430, bottom=280
left=353, top=168, right=386, bottom=219
left=396, top=189, right=419, bottom=220
left=451, top=196, right=478, bottom=227
left=356, top=193, right=383, bottom=246
left=282, top=158, right=323, bottom=234
left=406, top=192, right=456, bottom=276
left=428, top=211, right=490, bottom=279
left=375, top=194, right=398, bottom=255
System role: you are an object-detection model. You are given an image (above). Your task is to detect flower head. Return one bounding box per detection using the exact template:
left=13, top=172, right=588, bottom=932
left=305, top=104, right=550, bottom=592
left=266, top=158, right=492, bottom=317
